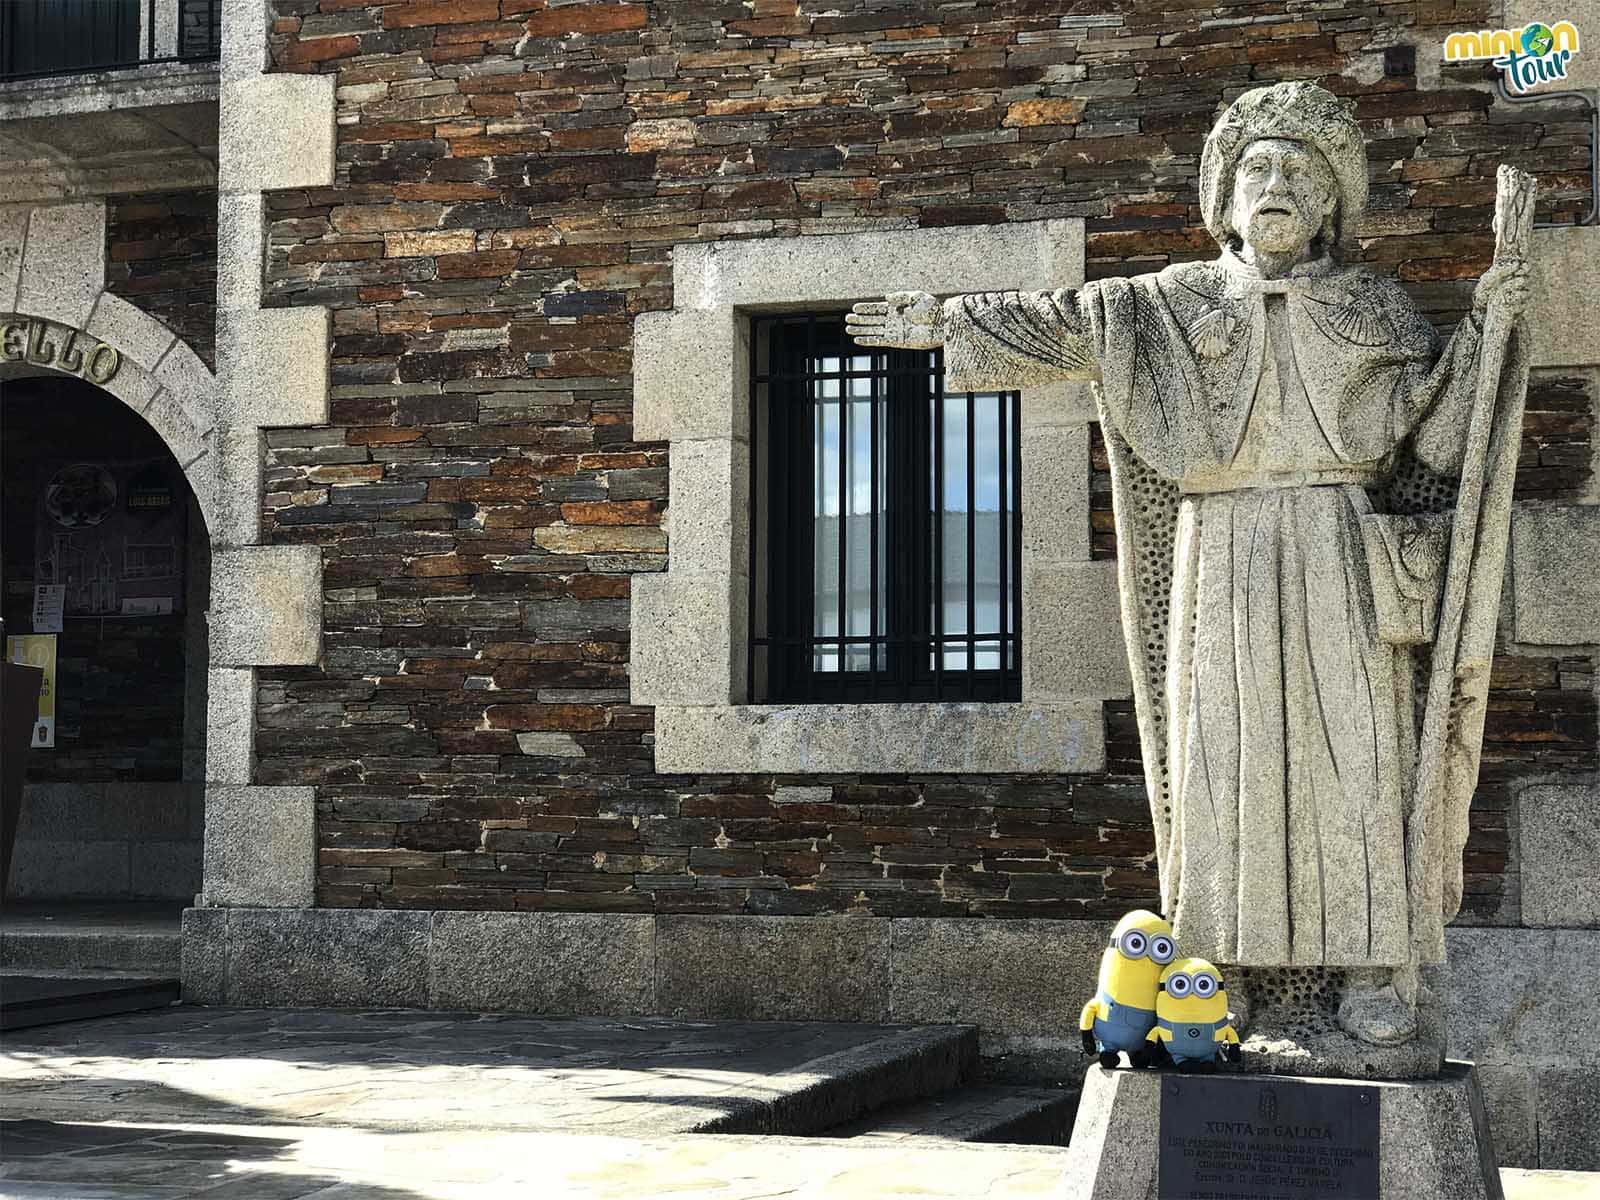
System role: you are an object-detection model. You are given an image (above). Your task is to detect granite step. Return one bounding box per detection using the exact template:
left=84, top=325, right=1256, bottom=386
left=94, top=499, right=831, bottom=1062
left=1, top=969, right=180, bottom=1031
left=2, top=1008, right=983, bottom=1140
left=696, top=1023, right=982, bottom=1136
left=825, top=1083, right=1076, bottom=1145
left=0, top=902, right=182, bottom=974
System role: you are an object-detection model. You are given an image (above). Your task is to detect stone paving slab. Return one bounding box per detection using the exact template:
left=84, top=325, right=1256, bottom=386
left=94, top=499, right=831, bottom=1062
left=1, top=1007, right=1596, bottom=1199
left=0, top=1122, right=1069, bottom=1199
left=1, top=1121, right=1595, bottom=1200
left=1504, top=1172, right=1600, bottom=1200
left=0, top=1006, right=971, bottom=1136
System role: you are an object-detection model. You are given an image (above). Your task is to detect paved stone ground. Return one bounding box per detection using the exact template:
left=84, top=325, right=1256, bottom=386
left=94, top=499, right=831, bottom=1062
left=0, top=1007, right=966, bottom=1135
left=1, top=1007, right=1596, bottom=1199
left=3, top=1121, right=1596, bottom=1200
left=0, top=1122, right=1072, bottom=1199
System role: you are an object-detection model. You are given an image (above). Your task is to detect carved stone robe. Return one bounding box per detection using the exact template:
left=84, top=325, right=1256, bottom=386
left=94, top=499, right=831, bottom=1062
left=941, top=250, right=1523, bottom=968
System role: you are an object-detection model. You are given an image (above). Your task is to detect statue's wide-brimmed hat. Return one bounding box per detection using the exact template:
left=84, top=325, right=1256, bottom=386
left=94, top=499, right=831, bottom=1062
left=1199, top=82, right=1368, bottom=249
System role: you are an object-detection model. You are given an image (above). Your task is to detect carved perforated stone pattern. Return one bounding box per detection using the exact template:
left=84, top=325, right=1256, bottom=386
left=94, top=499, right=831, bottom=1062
left=1230, top=965, right=1449, bottom=1079
left=1381, top=454, right=1459, bottom=517
left=1235, top=966, right=1347, bottom=1043
left=1117, top=430, right=1182, bottom=825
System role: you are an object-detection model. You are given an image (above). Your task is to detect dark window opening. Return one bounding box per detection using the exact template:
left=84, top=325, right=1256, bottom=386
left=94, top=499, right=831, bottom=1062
left=749, top=313, right=1021, bottom=704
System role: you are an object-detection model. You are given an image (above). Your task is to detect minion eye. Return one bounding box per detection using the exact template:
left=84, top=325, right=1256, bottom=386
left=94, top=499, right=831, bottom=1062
left=1120, top=931, right=1147, bottom=957
left=1150, top=936, right=1175, bottom=964
left=1193, top=974, right=1217, bottom=998
left=1166, top=973, right=1191, bottom=997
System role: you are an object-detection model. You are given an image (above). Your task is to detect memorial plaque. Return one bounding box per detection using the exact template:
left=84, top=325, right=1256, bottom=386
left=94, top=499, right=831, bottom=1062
left=1157, top=1075, right=1379, bottom=1199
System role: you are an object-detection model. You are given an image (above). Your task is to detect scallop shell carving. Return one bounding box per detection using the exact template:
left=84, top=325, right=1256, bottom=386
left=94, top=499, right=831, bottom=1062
left=1186, top=307, right=1238, bottom=358
left=1325, top=300, right=1389, bottom=347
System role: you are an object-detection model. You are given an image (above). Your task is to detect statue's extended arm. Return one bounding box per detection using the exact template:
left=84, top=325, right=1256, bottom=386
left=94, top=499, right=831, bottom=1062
left=847, top=287, right=1101, bottom=392
left=1403, top=262, right=1531, bottom=474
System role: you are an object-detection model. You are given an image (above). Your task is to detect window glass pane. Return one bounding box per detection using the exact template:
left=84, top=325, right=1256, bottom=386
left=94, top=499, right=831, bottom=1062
left=814, top=353, right=885, bottom=673
left=844, top=360, right=879, bottom=670
left=813, top=380, right=840, bottom=671
left=971, top=393, right=1004, bottom=671
left=933, top=393, right=969, bottom=670
left=1000, top=394, right=1015, bottom=673
left=932, top=391, right=1010, bottom=671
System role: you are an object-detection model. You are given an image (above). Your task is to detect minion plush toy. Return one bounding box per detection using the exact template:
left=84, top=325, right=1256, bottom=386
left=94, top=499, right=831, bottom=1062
left=1079, top=910, right=1175, bottom=1068
left=1146, top=957, right=1242, bottom=1072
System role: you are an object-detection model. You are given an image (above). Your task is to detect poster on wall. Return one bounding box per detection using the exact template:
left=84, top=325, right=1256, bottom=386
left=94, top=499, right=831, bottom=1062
left=32, top=459, right=187, bottom=617
left=31, top=584, right=65, bottom=633
left=6, top=634, right=57, bottom=748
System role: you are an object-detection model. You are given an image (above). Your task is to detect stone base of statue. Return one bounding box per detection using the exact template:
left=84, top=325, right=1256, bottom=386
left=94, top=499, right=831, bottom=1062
left=1062, top=1061, right=1502, bottom=1200
left=1230, top=967, right=1446, bottom=1080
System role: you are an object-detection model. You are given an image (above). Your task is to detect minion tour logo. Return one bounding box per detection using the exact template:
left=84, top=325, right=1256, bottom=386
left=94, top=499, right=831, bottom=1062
left=1444, top=20, right=1582, bottom=94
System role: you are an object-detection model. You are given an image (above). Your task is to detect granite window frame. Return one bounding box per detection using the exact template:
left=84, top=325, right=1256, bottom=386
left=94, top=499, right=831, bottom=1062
left=630, top=221, right=1130, bottom=775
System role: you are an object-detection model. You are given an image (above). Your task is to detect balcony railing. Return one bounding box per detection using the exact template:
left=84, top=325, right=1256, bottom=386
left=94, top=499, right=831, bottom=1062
left=0, top=0, right=221, bottom=83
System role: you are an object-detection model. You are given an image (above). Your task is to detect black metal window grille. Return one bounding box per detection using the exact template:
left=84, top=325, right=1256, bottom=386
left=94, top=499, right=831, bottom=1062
left=0, top=0, right=221, bottom=82
left=749, top=313, right=1022, bottom=704
left=177, top=0, right=222, bottom=58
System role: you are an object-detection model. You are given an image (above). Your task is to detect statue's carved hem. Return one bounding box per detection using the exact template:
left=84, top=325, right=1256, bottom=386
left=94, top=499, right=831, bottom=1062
left=1230, top=966, right=1446, bottom=1081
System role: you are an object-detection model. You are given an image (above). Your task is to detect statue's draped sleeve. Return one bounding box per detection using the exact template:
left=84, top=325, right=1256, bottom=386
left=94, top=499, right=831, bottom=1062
left=1384, top=305, right=1488, bottom=475
left=1353, top=291, right=1532, bottom=952
left=1401, top=313, right=1533, bottom=956
left=939, top=287, right=1103, bottom=391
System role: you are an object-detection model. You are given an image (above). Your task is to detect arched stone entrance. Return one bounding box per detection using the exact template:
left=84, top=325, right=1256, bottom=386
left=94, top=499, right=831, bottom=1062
left=0, top=307, right=219, bottom=533
left=2, top=375, right=211, bottom=902
left=2, top=198, right=324, bottom=910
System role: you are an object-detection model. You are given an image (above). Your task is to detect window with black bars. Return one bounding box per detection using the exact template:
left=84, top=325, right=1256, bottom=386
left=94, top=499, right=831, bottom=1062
left=749, top=313, right=1021, bottom=704
left=0, top=0, right=220, bottom=81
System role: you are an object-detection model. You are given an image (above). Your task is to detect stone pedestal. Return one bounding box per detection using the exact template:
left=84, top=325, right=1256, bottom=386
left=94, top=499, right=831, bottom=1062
left=1062, top=1061, right=1502, bottom=1199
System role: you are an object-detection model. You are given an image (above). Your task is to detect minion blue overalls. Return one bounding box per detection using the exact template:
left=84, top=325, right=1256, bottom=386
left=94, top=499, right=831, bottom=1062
left=1091, top=993, right=1157, bottom=1054
left=1158, top=1015, right=1231, bottom=1064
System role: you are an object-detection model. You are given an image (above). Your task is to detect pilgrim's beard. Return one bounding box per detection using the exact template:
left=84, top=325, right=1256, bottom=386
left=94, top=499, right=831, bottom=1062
left=1237, top=199, right=1320, bottom=255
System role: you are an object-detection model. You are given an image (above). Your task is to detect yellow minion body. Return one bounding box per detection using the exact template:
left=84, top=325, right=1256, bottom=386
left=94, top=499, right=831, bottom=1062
left=1079, top=910, right=1175, bottom=1063
left=1147, top=957, right=1240, bottom=1068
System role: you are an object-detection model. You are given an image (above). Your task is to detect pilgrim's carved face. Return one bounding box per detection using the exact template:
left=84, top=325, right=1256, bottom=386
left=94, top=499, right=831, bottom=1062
left=1227, top=137, right=1338, bottom=255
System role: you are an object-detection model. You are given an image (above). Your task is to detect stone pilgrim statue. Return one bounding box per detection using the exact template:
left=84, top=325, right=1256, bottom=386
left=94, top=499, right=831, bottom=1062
left=850, top=81, right=1534, bottom=1072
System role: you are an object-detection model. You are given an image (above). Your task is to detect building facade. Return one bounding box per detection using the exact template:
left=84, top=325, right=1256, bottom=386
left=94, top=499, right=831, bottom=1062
left=2, top=0, right=1597, bottom=1169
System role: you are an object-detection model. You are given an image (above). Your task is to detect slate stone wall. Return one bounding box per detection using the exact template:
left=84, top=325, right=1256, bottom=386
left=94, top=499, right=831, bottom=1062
left=104, top=190, right=220, bottom=370
left=254, top=0, right=1594, bottom=917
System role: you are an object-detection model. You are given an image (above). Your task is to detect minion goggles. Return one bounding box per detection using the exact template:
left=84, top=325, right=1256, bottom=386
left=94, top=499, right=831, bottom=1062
left=1110, top=929, right=1176, bottom=964
left=1159, top=971, right=1221, bottom=998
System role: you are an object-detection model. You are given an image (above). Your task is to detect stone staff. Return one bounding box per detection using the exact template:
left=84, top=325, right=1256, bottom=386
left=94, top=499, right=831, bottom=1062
left=1407, top=165, right=1537, bottom=973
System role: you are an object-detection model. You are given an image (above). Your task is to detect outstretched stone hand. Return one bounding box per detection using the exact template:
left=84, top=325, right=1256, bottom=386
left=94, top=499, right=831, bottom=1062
left=846, top=291, right=944, bottom=349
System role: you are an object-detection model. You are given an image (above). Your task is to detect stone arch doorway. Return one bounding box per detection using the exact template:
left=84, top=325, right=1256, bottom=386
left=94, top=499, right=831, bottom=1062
left=3, top=199, right=325, bottom=947
left=2, top=373, right=210, bottom=904
left=0, top=262, right=220, bottom=920
left=0, top=303, right=218, bottom=533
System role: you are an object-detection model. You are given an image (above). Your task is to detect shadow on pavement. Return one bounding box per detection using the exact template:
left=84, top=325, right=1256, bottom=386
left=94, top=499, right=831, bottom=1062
left=0, top=1081, right=436, bottom=1200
